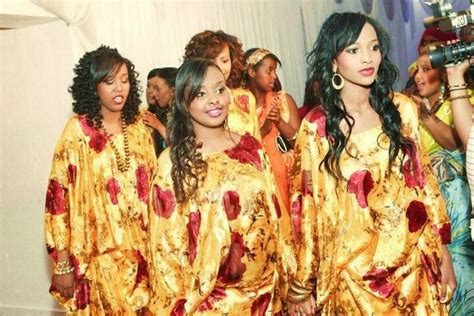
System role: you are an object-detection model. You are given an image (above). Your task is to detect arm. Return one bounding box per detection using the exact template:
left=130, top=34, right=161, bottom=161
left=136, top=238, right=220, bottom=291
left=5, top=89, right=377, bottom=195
left=276, top=93, right=301, bottom=145
left=420, top=113, right=461, bottom=151
left=143, top=111, right=167, bottom=142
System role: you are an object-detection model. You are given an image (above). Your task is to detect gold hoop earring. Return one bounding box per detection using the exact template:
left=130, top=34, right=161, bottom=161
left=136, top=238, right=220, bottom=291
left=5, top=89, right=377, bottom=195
left=332, top=72, right=344, bottom=90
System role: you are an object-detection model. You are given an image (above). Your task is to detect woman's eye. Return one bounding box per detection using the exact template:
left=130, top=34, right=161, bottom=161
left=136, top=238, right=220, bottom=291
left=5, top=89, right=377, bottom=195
left=222, top=59, right=229, bottom=64
left=346, top=48, right=358, bottom=54
left=197, top=91, right=206, bottom=98
left=217, top=87, right=225, bottom=94
left=372, top=44, right=380, bottom=51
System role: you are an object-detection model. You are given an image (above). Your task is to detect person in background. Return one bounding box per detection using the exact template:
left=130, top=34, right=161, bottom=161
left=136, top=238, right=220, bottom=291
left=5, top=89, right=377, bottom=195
left=183, top=30, right=261, bottom=139
left=287, top=12, right=456, bottom=315
left=147, top=58, right=294, bottom=314
left=44, top=46, right=155, bottom=314
left=143, top=67, right=178, bottom=156
left=410, top=47, right=474, bottom=316
left=243, top=48, right=300, bottom=210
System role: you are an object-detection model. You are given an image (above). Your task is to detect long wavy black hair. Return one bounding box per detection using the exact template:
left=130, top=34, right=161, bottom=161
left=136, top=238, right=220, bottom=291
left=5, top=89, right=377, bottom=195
left=307, top=12, right=413, bottom=178
left=169, top=58, right=222, bottom=202
left=69, top=45, right=141, bottom=127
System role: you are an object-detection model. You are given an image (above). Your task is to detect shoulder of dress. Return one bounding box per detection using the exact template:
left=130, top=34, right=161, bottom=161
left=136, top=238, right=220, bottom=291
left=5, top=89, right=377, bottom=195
left=392, top=92, right=418, bottom=121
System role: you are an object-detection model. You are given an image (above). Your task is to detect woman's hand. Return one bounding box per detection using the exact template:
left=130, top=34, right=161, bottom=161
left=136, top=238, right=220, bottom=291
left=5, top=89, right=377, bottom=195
left=143, top=111, right=164, bottom=131
left=439, top=245, right=457, bottom=304
left=288, top=295, right=316, bottom=316
left=266, top=95, right=282, bottom=124
left=445, top=40, right=472, bottom=82
left=52, top=271, right=75, bottom=298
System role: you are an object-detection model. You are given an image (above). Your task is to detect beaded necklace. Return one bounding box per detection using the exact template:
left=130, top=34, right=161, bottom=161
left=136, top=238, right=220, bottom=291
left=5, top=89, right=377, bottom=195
left=100, top=114, right=130, bottom=172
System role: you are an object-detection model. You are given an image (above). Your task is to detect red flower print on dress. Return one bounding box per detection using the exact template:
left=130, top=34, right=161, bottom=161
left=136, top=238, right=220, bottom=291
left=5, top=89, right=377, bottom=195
left=197, top=287, right=226, bottom=312
left=406, top=200, right=427, bottom=232
left=135, top=165, right=149, bottom=203
left=347, top=170, right=374, bottom=208
left=45, top=179, right=67, bottom=215
left=272, top=194, right=282, bottom=218
left=251, top=293, right=272, bottom=316
left=222, top=191, right=241, bottom=220
left=217, top=232, right=247, bottom=284
left=236, top=94, right=250, bottom=113
left=78, top=116, right=107, bottom=153
left=68, top=164, right=77, bottom=186
left=225, top=134, right=262, bottom=170
left=432, top=223, right=451, bottom=244
left=307, top=107, right=326, bottom=137
left=171, top=299, right=186, bottom=316
left=362, top=267, right=396, bottom=298
left=291, top=194, right=303, bottom=244
left=74, top=281, right=90, bottom=310
left=70, top=255, right=84, bottom=280
left=187, top=210, right=201, bottom=265
left=46, top=244, right=58, bottom=262
left=151, top=184, right=176, bottom=219
left=106, top=178, right=121, bottom=205
left=302, top=170, right=313, bottom=196
left=403, top=140, right=426, bottom=189
left=420, top=251, right=441, bottom=286
left=134, top=250, right=149, bottom=288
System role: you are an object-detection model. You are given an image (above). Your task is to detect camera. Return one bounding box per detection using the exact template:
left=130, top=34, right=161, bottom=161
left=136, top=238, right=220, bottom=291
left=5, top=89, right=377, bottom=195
left=423, top=0, right=474, bottom=68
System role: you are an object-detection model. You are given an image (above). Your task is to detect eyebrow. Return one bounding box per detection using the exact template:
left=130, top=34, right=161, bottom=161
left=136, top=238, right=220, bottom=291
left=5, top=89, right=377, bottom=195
left=201, top=79, right=225, bottom=88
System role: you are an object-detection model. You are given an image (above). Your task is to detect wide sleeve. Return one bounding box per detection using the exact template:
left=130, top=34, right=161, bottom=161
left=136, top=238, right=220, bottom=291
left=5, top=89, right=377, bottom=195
left=44, top=118, right=83, bottom=261
left=287, top=110, right=325, bottom=298
left=147, top=149, right=189, bottom=314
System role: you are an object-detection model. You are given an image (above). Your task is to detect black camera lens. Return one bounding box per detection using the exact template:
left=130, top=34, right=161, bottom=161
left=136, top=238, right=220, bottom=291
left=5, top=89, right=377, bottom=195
left=430, top=41, right=474, bottom=68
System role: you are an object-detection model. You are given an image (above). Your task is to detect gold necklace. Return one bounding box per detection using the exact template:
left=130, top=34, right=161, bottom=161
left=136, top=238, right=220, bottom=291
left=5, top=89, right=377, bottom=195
left=100, top=114, right=130, bottom=172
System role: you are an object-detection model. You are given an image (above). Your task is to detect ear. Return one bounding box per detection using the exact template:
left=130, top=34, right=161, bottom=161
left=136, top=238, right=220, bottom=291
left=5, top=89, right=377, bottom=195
left=248, top=67, right=257, bottom=79
left=332, top=61, right=338, bottom=73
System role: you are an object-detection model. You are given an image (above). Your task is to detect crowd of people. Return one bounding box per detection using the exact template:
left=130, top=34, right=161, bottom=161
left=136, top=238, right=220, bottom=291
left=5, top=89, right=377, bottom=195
left=44, top=11, right=473, bottom=316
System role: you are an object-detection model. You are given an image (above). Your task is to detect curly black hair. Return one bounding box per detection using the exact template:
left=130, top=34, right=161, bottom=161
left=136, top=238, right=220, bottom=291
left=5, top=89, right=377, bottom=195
left=168, top=58, right=222, bottom=202
left=307, top=12, right=413, bottom=178
left=68, top=45, right=141, bottom=127
left=183, top=30, right=244, bottom=89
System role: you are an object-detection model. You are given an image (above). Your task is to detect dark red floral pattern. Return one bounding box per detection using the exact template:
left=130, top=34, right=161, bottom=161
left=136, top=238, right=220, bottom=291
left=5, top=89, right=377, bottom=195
left=46, top=244, right=58, bottom=262
left=134, top=250, right=149, bottom=288
left=225, top=133, right=262, bottom=170
left=302, top=169, right=313, bottom=196
left=68, top=164, right=77, bottom=186
left=222, top=191, right=241, bottom=220
left=197, top=287, right=226, bottom=312
left=251, top=293, right=272, bottom=316
left=171, top=299, right=186, bottom=316
left=79, top=116, right=107, bottom=153
left=403, top=140, right=426, bottom=189
left=291, top=194, right=303, bottom=244
left=45, top=179, right=67, bottom=215
left=187, top=210, right=201, bottom=264
left=347, top=170, right=373, bottom=208
left=236, top=94, right=250, bottom=113
left=71, top=255, right=83, bottom=280
left=106, top=178, right=121, bottom=205
left=406, top=200, right=427, bottom=233
left=362, top=267, right=396, bottom=298
left=217, top=232, right=247, bottom=284
left=74, top=281, right=90, bottom=310
left=307, top=107, right=326, bottom=137
left=151, top=184, right=176, bottom=219
left=135, top=165, right=149, bottom=203
left=420, top=251, right=441, bottom=286
left=433, top=223, right=452, bottom=244
left=272, top=194, right=282, bottom=218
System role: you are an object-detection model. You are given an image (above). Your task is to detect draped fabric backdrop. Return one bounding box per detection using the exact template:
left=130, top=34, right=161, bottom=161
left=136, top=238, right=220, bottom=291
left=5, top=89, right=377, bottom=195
left=0, top=0, right=470, bottom=313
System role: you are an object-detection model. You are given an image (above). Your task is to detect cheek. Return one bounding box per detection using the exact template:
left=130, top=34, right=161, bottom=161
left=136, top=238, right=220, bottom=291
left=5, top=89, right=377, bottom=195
left=426, top=71, right=441, bottom=85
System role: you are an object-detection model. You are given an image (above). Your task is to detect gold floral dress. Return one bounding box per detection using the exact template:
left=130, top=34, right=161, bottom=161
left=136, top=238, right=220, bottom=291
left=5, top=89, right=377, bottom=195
left=148, top=134, right=294, bottom=315
left=289, top=93, right=451, bottom=315
left=228, top=87, right=261, bottom=140
left=44, top=114, right=156, bottom=315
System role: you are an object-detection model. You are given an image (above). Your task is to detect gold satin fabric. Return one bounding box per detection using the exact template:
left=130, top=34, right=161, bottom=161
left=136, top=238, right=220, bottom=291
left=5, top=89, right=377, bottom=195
left=44, top=114, right=156, bottom=315
left=228, top=87, right=261, bottom=140
left=148, top=134, right=295, bottom=315
left=289, top=93, right=450, bottom=315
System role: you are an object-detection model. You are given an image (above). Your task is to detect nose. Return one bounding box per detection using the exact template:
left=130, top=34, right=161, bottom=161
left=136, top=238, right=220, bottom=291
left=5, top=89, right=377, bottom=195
left=208, top=91, right=219, bottom=105
left=361, top=49, right=373, bottom=64
left=113, top=80, right=123, bottom=91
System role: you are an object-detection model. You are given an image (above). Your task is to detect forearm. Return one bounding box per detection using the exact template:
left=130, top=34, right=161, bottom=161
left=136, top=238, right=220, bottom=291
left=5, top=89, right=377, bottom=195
left=447, top=73, right=471, bottom=150
left=421, top=117, right=460, bottom=151
left=277, top=120, right=297, bottom=142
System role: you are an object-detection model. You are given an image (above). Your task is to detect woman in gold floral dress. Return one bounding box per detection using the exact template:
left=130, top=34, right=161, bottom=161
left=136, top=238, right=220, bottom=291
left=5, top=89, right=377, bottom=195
left=148, top=58, right=294, bottom=315
left=44, top=46, right=155, bottom=314
left=287, top=13, right=456, bottom=315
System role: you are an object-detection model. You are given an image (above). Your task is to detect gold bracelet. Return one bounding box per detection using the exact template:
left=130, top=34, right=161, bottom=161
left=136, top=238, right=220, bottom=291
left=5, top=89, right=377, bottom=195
left=450, top=94, right=471, bottom=102
left=448, top=83, right=467, bottom=90
left=449, top=87, right=467, bottom=92
left=53, top=261, right=74, bottom=275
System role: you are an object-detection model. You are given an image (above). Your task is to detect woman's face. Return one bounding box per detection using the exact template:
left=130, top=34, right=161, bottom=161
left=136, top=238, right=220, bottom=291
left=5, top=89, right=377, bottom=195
left=153, top=76, right=174, bottom=108
left=250, top=57, right=278, bottom=93
left=97, top=63, right=130, bottom=117
left=188, top=66, right=229, bottom=130
left=213, top=44, right=231, bottom=81
left=333, top=23, right=381, bottom=89
left=146, top=76, right=159, bottom=105
left=414, top=54, right=442, bottom=99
